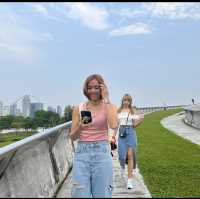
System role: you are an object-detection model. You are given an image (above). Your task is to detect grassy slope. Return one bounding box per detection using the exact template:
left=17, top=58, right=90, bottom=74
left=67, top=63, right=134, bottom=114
left=137, top=109, right=200, bottom=197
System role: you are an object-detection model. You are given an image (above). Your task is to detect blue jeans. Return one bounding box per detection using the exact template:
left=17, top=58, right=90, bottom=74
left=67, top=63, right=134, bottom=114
left=118, top=127, right=137, bottom=169
left=71, top=140, right=113, bottom=198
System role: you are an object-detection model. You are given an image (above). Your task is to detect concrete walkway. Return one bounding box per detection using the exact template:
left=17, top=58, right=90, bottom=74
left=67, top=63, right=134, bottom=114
left=56, top=149, right=151, bottom=198
left=110, top=150, right=151, bottom=198
left=161, top=111, right=200, bottom=145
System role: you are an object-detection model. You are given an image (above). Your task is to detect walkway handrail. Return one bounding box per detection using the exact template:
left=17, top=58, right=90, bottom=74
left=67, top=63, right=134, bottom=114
left=0, top=121, right=73, bottom=198
left=0, top=121, right=72, bottom=160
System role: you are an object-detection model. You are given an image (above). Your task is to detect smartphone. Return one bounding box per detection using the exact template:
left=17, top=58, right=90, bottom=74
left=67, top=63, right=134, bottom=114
left=80, top=110, right=92, bottom=124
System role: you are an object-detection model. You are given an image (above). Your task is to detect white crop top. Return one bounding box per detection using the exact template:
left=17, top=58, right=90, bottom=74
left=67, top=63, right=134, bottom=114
left=118, top=111, right=140, bottom=126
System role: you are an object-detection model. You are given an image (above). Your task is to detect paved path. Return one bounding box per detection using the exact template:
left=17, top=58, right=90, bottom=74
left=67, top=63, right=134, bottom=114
left=161, top=111, right=200, bottom=145
left=111, top=150, right=151, bottom=198
left=56, top=150, right=151, bottom=198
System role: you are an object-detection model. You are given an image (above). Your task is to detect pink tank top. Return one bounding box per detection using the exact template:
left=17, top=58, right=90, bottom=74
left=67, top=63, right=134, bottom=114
left=79, top=102, right=108, bottom=142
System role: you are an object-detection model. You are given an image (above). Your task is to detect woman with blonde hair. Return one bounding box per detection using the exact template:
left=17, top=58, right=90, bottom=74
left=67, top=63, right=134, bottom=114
left=117, top=94, right=144, bottom=189
left=69, top=74, right=118, bottom=198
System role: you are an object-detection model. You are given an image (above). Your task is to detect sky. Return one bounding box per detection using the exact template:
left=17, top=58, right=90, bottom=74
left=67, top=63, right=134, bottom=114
left=0, top=2, right=200, bottom=111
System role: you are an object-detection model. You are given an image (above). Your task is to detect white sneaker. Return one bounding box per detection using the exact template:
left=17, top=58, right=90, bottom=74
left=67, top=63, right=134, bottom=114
left=120, top=168, right=126, bottom=179
left=127, top=178, right=134, bottom=189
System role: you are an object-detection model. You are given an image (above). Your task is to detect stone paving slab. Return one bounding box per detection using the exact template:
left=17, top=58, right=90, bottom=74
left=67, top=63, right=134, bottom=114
left=161, top=112, right=200, bottom=146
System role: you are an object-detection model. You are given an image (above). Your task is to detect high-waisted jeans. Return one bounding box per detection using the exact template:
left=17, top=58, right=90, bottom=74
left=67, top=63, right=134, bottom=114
left=71, top=140, right=113, bottom=198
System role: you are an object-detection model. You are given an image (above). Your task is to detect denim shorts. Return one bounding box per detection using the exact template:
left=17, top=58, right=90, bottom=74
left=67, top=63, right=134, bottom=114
left=118, top=126, right=137, bottom=169
left=71, top=140, right=113, bottom=198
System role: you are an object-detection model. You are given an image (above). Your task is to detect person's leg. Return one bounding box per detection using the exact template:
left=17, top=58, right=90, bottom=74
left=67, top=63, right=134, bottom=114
left=71, top=144, right=91, bottom=198
left=91, top=142, right=113, bottom=198
left=117, top=132, right=128, bottom=169
left=126, top=128, right=138, bottom=189
left=127, top=147, right=134, bottom=179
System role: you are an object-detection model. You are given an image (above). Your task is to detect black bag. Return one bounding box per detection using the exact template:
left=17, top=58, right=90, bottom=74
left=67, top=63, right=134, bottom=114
left=119, top=128, right=127, bottom=138
left=119, top=111, right=130, bottom=138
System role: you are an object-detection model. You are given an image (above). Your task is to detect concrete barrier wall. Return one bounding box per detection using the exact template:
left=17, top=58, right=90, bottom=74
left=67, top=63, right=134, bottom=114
left=184, top=105, right=200, bottom=130
left=137, top=105, right=187, bottom=113
left=0, top=122, right=73, bottom=198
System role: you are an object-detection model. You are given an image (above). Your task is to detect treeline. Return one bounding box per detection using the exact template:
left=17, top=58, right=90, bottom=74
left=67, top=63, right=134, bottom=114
left=0, top=105, right=73, bottom=130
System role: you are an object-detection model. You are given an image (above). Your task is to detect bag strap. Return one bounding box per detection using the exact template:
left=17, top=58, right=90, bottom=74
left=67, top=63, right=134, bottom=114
left=125, top=111, right=130, bottom=126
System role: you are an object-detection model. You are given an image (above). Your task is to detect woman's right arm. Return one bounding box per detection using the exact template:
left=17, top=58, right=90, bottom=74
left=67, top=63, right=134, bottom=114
left=69, top=106, right=81, bottom=141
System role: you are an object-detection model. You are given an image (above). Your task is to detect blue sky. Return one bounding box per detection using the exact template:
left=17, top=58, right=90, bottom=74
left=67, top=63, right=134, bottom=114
left=1, top=2, right=200, bottom=110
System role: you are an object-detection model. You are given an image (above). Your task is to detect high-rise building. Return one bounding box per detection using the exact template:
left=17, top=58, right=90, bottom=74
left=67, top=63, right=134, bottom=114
left=0, top=101, right=3, bottom=117
left=3, top=106, right=10, bottom=116
left=30, top=103, right=43, bottom=118
left=22, top=95, right=31, bottom=117
left=10, top=103, right=17, bottom=116
left=16, top=108, right=22, bottom=116
left=57, top=105, right=62, bottom=117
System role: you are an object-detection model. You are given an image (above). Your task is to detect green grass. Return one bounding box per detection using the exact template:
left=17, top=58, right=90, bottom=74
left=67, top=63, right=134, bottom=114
left=0, top=131, right=37, bottom=148
left=137, top=109, right=200, bottom=198
left=0, top=140, right=14, bottom=148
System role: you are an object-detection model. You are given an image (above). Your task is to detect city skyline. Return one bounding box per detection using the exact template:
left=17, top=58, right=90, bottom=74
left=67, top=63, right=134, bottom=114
left=0, top=95, right=63, bottom=117
left=0, top=3, right=200, bottom=108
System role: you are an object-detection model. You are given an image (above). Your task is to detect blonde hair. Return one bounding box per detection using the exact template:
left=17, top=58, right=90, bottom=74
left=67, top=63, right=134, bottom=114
left=118, top=94, right=135, bottom=114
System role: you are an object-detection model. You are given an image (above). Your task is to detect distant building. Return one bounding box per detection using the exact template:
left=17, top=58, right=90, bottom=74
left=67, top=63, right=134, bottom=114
left=22, top=95, right=31, bottom=117
left=16, top=108, right=22, bottom=116
left=10, top=103, right=17, bottom=116
left=30, top=103, right=43, bottom=118
left=57, top=105, right=62, bottom=117
left=3, top=106, right=10, bottom=116
left=0, top=101, right=3, bottom=116
left=47, top=106, right=56, bottom=113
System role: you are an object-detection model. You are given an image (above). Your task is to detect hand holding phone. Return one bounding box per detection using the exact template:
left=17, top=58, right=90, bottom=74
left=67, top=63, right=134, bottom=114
left=81, top=110, right=92, bottom=124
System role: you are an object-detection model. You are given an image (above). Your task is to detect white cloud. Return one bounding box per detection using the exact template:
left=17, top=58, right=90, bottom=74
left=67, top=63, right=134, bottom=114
left=27, top=3, right=110, bottom=31
left=63, top=2, right=109, bottom=30
left=110, top=7, right=146, bottom=19
left=32, top=4, right=49, bottom=16
left=28, top=3, right=64, bottom=22
left=109, top=23, right=151, bottom=36
left=142, top=2, right=200, bottom=20
left=110, top=3, right=200, bottom=21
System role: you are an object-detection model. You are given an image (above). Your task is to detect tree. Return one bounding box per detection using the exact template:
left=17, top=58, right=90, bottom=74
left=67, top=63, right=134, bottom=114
left=34, top=110, right=49, bottom=128
left=11, top=122, right=25, bottom=129
left=24, top=117, right=37, bottom=131
left=65, top=105, right=73, bottom=121
left=0, top=115, right=14, bottom=130
left=61, top=105, right=73, bottom=123
left=34, top=110, right=60, bottom=128
left=48, top=111, right=60, bottom=127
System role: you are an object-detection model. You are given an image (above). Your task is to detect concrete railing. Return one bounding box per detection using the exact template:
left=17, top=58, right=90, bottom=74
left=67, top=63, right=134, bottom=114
left=184, top=105, right=200, bottom=130
left=136, top=105, right=187, bottom=113
left=0, top=121, right=73, bottom=198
